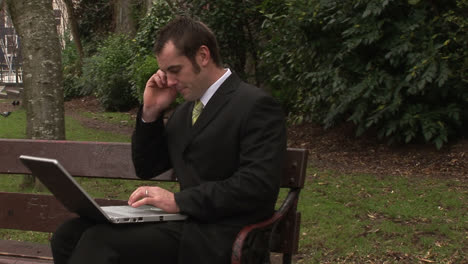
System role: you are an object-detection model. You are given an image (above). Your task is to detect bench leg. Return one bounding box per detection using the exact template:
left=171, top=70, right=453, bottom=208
left=282, top=253, right=292, bottom=264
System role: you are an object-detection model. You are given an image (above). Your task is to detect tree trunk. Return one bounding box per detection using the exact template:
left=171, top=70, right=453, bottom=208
left=63, top=0, right=84, bottom=65
left=6, top=0, right=66, bottom=188
left=113, top=0, right=136, bottom=36
left=145, top=0, right=153, bottom=14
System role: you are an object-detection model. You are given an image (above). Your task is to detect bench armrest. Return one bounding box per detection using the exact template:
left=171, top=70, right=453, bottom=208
left=231, top=189, right=300, bottom=264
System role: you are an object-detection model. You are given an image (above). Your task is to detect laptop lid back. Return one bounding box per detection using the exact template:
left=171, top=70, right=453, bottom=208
left=19, top=155, right=109, bottom=223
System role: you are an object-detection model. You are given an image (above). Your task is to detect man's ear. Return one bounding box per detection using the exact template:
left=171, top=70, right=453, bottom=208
left=197, top=45, right=211, bottom=67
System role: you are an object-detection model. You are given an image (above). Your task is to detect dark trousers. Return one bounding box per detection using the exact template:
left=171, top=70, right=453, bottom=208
left=50, top=217, right=183, bottom=264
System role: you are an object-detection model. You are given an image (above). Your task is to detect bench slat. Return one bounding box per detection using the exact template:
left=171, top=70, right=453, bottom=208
left=0, top=139, right=307, bottom=188
left=0, top=192, right=127, bottom=232
left=0, top=139, right=175, bottom=181
left=0, top=240, right=52, bottom=262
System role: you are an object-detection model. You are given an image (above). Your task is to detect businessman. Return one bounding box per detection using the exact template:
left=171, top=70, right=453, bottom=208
left=50, top=16, right=286, bottom=264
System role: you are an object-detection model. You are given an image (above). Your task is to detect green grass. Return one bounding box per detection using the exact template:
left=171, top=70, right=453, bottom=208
left=0, top=105, right=466, bottom=263
left=66, top=114, right=130, bottom=142
left=0, top=108, right=130, bottom=142
left=296, top=169, right=467, bottom=263
left=80, top=111, right=136, bottom=128
left=0, top=107, right=27, bottom=138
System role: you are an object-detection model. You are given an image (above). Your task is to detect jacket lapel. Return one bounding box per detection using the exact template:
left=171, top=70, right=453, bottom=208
left=183, top=73, right=240, bottom=149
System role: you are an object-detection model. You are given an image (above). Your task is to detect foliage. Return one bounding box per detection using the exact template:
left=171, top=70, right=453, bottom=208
left=257, top=0, right=311, bottom=114
left=128, top=1, right=174, bottom=102
left=74, top=0, right=113, bottom=54
left=260, top=0, right=468, bottom=148
left=80, top=34, right=138, bottom=111
left=184, top=1, right=263, bottom=83
left=62, top=37, right=82, bottom=100
left=62, top=0, right=467, bottom=147
left=133, top=1, right=174, bottom=56
left=128, top=54, right=159, bottom=103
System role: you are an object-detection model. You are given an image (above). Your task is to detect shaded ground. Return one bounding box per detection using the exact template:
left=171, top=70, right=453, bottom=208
left=288, top=122, right=467, bottom=181
left=1, top=97, right=466, bottom=180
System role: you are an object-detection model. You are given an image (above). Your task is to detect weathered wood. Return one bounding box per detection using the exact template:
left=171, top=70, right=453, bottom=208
left=0, top=240, right=52, bottom=262
left=0, top=139, right=175, bottom=181
left=0, top=192, right=127, bottom=232
left=231, top=189, right=303, bottom=263
left=0, top=139, right=306, bottom=186
left=282, top=148, right=308, bottom=188
left=271, top=199, right=301, bottom=254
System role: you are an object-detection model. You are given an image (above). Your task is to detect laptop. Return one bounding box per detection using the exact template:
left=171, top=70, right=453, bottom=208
left=19, top=155, right=187, bottom=224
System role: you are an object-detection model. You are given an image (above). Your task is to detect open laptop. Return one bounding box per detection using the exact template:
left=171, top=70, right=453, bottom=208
left=19, top=155, right=187, bottom=224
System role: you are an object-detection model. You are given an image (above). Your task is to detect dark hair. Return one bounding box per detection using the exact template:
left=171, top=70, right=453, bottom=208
left=154, top=16, right=222, bottom=70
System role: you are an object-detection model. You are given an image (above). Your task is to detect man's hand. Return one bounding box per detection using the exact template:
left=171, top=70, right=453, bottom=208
left=142, top=70, right=177, bottom=122
left=128, top=186, right=180, bottom=213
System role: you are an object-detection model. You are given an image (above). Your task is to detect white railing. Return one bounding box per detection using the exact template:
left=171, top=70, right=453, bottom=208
left=0, top=67, right=21, bottom=83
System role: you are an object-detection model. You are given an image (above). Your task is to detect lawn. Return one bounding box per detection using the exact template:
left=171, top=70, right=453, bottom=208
left=296, top=170, right=466, bottom=263
left=0, top=105, right=466, bottom=263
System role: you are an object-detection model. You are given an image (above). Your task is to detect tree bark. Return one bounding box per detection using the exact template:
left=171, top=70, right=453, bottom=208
left=63, top=0, right=84, bottom=65
left=113, top=0, right=136, bottom=36
left=6, top=0, right=66, bottom=187
left=145, top=0, right=153, bottom=14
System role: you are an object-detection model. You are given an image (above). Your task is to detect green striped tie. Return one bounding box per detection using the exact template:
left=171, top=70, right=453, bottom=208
left=192, top=100, right=203, bottom=125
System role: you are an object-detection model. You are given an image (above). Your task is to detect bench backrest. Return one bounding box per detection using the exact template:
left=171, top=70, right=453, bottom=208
left=0, top=138, right=308, bottom=254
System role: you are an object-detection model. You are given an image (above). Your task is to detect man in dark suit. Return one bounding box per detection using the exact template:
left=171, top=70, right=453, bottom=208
left=50, top=17, right=286, bottom=264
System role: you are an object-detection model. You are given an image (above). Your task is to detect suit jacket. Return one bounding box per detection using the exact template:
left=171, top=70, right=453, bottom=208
left=131, top=73, right=286, bottom=263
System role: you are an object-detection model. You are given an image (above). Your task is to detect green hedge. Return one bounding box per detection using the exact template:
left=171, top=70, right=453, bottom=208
left=62, top=0, right=467, bottom=147
left=80, top=34, right=137, bottom=111
left=260, top=0, right=468, bottom=148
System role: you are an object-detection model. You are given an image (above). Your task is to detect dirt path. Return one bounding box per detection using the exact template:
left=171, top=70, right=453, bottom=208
left=288, top=122, right=467, bottom=180
left=64, top=97, right=136, bottom=136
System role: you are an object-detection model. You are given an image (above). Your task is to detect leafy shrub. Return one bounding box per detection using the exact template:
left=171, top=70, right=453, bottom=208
left=187, top=1, right=263, bottom=84
left=133, top=1, right=174, bottom=56
left=62, top=38, right=83, bottom=100
left=128, top=1, right=173, bottom=102
left=128, top=54, right=158, bottom=103
left=260, top=0, right=468, bottom=148
left=80, top=34, right=137, bottom=111
left=74, top=0, right=113, bottom=52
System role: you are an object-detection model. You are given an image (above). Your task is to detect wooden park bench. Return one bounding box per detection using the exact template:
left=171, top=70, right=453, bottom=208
left=0, top=138, right=308, bottom=264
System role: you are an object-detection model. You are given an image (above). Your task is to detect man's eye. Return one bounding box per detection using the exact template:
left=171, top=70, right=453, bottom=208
left=169, top=68, right=180, bottom=74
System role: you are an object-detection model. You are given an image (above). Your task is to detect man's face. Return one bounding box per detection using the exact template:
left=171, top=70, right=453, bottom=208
left=156, top=41, right=207, bottom=101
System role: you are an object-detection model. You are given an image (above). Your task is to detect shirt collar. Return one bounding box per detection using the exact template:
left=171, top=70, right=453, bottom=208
left=199, top=68, right=232, bottom=107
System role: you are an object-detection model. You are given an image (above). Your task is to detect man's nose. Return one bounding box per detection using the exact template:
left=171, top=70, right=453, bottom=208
left=167, top=76, right=178, bottom=87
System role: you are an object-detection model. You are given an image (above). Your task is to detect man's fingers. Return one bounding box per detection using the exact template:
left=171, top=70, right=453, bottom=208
left=127, top=186, right=178, bottom=213
left=145, top=74, right=158, bottom=89
left=153, top=74, right=164, bottom=89
left=145, top=71, right=166, bottom=90
left=155, top=72, right=167, bottom=87
left=148, top=71, right=167, bottom=89
left=128, top=187, right=148, bottom=205
left=129, top=197, right=149, bottom=208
